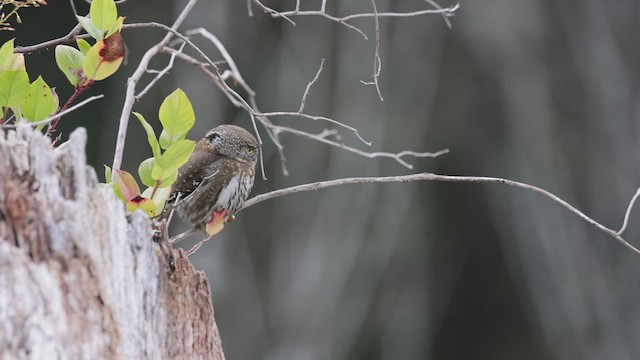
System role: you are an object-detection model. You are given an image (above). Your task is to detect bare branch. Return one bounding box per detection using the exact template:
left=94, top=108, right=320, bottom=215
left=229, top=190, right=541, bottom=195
left=15, top=23, right=84, bottom=54
left=1, top=95, right=104, bottom=129
left=136, top=41, right=186, bottom=100
left=110, top=0, right=199, bottom=179
left=618, top=187, right=640, bottom=235
left=240, top=172, right=640, bottom=256
left=251, top=0, right=459, bottom=39
left=299, top=59, right=324, bottom=113
left=161, top=36, right=448, bottom=172
left=361, top=0, right=384, bottom=101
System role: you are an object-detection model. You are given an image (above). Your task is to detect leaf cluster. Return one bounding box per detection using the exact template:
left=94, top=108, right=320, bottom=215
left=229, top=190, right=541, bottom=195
left=106, top=89, right=196, bottom=217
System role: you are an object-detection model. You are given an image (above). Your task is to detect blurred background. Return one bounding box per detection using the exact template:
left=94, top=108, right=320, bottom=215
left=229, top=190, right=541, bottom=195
left=8, top=0, right=640, bottom=359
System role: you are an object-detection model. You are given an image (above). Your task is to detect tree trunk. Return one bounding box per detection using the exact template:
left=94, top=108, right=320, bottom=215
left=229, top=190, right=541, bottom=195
left=0, top=126, right=224, bottom=359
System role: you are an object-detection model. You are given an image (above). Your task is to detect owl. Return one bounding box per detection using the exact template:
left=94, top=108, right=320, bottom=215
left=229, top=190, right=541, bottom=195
left=166, top=124, right=259, bottom=253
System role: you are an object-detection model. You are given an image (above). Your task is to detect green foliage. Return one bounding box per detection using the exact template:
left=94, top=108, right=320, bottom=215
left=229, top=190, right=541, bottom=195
left=83, top=39, right=123, bottom=81
left=158, top=88, right=195, bottom=149
left=0, top=39, right=16, bottom=70
left=76, top=16, right=104, bottom=40
left=76, top=39, right=91, bottom=55
left=22, top=76, right=57, bottom=121
left=55, top=45, right=84, bottom=86
left=108, top=89, right=197, bottom=217
left=0, top=69, right=29, bottom=107
left=90, top=0, right=117, bottom=32
left=59, top=0, right=124, bottom=85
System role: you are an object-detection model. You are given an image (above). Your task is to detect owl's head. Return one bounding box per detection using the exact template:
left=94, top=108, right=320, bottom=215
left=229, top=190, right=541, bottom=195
left=205, top=124, right=259, bottom=164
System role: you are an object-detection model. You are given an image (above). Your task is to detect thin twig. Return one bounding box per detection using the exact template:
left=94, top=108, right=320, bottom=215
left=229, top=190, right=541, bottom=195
left=111, top=0, right=198, bottom=179
left=618, top=187, right=640, bottom=235
left=14, top=23, right=84, bottom=54
left=136, top=41, right=186, bottom=100
left=299, top=59, right=324, bottom=113
left=161, top=44, right=448, bottom=171
left=239, top=172, right=640, bottom=256
left=251, top=0, right=459, bottom=39
left=1, top=95, right=104, bottom=129
left=361, top=0, right=384, bottom=101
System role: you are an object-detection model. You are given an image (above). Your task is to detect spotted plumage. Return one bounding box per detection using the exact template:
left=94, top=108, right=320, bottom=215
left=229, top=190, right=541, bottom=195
left=167, top=124, right=258, bottom=233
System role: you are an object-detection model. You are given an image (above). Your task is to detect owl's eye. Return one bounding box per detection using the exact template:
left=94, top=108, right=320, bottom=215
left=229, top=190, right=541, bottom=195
left=206, top=132, right=220, bottom=142
left=246, top=147, right=255, bottom=155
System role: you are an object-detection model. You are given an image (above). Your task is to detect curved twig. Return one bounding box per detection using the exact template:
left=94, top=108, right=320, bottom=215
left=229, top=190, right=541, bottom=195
left=239, top=172, right=640, bottom=256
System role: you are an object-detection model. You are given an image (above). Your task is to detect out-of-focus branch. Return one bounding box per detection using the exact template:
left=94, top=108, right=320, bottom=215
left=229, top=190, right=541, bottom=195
left=240, top=172, right=640, bottom=256
left=111, top=0, right=198, bottom=178
left=1, top=95, right=104, bottom=129
left=162, top=29, right=448, bottom=175
left=361, top=0, right=384, bottom=100
left=249, top=0, right=459, bottom=39
left=15, top=23, right=84, bottom=53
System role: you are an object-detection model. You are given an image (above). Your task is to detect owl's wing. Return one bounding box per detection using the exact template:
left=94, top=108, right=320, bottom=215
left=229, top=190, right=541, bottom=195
left=161, top=146, right=222, bottom=215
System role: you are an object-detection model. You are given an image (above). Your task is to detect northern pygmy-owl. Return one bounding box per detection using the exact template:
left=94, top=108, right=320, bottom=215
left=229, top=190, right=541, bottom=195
left=168, top=124, right=259, bottom=245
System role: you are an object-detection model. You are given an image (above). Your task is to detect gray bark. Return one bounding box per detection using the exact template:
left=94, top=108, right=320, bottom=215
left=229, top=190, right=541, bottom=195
left=0, top=125, right=224, bottom=359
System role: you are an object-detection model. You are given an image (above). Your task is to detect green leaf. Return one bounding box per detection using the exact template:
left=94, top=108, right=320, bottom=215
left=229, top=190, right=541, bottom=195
left=158, top=128, right=187, bottom=150
left=151, top=139, right=195, bottom=180
left=159, top=88, right=195, bottom=138
left=159, top=129, right=171, bottom=149
left=76, top=16, right=104, bottom=40
left=22, top=76, right=56, bottom=122
left=0, top=39, right=15, bottom=71
left=83, top=39, right=124, bottom=81
left=149, top=186, right=171, bottom=213
left=0, top=70, right=29, bottom=108
left=106, top=16, right=124, bottom=38
left=158, top=170, right=178, bottom=187
left=113, top=169, right=140, bottom=201
left=6, top=53, right=25, bottom=71
left=104, top=165, right=112, bottom=183
left=90, top=0, right=118, bottom=32
left=55, top=45, right=84, bottom=86
left=126, top=196, right=156, bottom=216
left=76, top=38, right=91, bottom=55
left=133, top=112, right=161, bottom=159
left=138, top=157, right=156, bottom=188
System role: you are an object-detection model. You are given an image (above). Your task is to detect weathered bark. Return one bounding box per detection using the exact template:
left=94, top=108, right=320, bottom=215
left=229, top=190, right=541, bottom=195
left=0, top=126, right=224, bottom=359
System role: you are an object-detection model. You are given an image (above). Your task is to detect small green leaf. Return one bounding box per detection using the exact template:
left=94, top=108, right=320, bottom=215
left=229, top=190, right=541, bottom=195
left=159, top=129, right=171, bottom=149
left=22, top=76, right=56, bottom=122
left=76, top=16, right=104, bottom=40
left=84, top=39, right=123, bottom=81
left=138, top=157, right=156, bottom=188
left=106, top=16, right=124, bottom=38
left=159, top=170, right=178, bottom=187
left=158, top=128, right=188, bottom=150
left=113, top=169, right=140, bottom=201
left=150, top=186, right=171, bottom=213
left=90, top=0, right=118, bottom=32
left=159, top=88, right=195, bottom=138
left=76, top=38, right=91, bottom=55
left=133, top=112, right=161, bottom=159
left=126, top=196, right=156, bottom=216
left=0, top=70, right=29, bottom=108
left=55, top=45, right=84, bottom=86
left=7, top=53, right=25, bottom=71
left=104, top=165, right=112, bottom=183
left=0, top=39, right=15, bottom=71
left=151, top=139, right=195, bottom=180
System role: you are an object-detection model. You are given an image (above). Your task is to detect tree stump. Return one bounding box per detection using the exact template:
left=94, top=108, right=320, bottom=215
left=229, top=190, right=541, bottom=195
left=0, top=126, right=224, bottom=359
